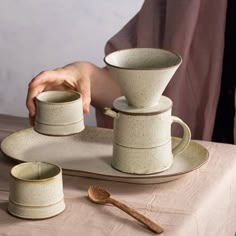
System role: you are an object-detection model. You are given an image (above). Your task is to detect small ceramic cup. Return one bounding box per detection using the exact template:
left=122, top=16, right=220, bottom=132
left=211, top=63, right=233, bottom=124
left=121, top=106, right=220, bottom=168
left=35, top=90, right=84, bottom=136
left=8, top=162, right=65, bottom=219
left=104, top=48, right=182, bottom=108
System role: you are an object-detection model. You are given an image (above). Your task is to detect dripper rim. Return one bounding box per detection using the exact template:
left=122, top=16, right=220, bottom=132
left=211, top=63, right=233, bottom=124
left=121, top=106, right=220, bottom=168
left=104, top=48, right=182, bottom=71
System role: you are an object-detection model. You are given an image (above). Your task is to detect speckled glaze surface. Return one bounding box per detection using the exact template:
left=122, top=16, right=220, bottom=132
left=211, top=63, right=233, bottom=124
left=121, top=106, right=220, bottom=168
left=104, top=48, right=182, bottom=108
left=35, top=90, right=84, bottom=136
left=104, top=96, right=191, bottom=174
left=105, top=96, right=173, bottom=148
left=8, top=162, right=65, bottom=219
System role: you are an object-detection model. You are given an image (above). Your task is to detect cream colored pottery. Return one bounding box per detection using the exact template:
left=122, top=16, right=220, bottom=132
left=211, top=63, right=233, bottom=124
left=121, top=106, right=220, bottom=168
left=104, top=48, right=182, bottom=108
left=104, top=96, right=191, bottom=174
left=8, top=162, right=65, bottom=219
left=1, top=127, right=209, bottom=184
left=112, top=141, right=173, bottom=174
left=35, top=90, right=84, bottom=136
left=105, top=96, right=191, bottom=149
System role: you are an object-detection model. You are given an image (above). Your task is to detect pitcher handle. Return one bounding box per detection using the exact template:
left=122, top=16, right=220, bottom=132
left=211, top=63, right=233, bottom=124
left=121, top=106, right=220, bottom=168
left=171, top=116, right=191, bottom=156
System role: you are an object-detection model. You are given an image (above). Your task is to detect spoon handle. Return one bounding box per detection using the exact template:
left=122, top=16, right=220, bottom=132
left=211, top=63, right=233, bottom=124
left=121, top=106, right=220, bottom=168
left=107, top=197, right=163, bottom=234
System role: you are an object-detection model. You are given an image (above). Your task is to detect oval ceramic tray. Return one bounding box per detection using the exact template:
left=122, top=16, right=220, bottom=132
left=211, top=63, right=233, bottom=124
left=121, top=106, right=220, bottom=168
left=1, top=127, right=209, bottom=184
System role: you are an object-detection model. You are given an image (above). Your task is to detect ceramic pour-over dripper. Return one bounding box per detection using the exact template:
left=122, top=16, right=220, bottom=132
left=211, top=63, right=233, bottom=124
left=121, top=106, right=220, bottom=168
left=104, top=48, right=182, bottom=108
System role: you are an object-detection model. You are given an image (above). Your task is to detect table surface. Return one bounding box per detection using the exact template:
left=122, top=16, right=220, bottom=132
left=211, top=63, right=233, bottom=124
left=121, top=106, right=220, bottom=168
left=0, top=114, right=236, bottom=236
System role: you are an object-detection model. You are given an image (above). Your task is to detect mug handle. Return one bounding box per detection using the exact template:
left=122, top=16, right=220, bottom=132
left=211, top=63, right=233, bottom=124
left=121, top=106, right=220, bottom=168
left=171, top=116, right=191, bottom=156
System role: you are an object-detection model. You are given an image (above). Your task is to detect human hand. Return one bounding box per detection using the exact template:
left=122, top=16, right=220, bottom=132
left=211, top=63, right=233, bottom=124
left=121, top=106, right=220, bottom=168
left=26, top=62, right=95, bottom=125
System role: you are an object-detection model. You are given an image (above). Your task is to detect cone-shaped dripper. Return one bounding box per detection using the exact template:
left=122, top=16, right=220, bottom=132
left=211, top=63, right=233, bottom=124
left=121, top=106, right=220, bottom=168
left=104, top=48, right=182, bottom=108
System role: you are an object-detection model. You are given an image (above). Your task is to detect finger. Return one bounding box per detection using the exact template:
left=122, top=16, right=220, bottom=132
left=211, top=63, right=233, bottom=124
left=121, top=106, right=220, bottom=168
left=26, top=85, right=45, bottom=117
left=76, top=77, right=91, bottom=114
left=29, top=70, right=66, bottom=88
left=28, top=113, right=35, bottom=127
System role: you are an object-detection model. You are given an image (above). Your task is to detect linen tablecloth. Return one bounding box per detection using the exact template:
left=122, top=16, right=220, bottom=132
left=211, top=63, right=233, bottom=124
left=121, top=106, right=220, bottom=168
left=0, top=115, right=235, bottom=236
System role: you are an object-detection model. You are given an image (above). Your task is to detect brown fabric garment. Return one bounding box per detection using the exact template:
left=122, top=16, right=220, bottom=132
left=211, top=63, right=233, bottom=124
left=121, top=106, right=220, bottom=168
left=97, top=0, right=233, bottom=142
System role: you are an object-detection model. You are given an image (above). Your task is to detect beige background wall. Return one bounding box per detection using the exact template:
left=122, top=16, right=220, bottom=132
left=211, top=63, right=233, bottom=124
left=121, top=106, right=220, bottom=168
left=0, top=0, right=143, bottom=126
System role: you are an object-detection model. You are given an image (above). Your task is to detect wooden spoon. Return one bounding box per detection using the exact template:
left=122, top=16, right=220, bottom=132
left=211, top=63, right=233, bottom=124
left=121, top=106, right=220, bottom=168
left=88, top=186, right=164, bottom=234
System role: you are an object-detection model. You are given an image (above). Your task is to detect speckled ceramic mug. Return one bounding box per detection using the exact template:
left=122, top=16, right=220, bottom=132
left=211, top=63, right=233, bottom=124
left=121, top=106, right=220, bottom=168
left=8, top=162, right=65, bottom=219
left=35, top=90, right=84, bottom=136
left=104, top=96, right=191, bottom=174
left=104, top=48, right=182, bottom=108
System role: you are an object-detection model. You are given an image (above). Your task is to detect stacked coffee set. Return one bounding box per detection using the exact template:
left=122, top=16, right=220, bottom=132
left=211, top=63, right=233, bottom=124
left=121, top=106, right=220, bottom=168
left=104, top=48, right=191, bottom=174
left=6, top=48, right=191, bottom=221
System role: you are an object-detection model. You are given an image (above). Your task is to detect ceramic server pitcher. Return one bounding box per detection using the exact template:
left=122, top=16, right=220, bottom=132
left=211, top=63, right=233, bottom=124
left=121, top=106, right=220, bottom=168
left=104, top=96, right=191, bottom=174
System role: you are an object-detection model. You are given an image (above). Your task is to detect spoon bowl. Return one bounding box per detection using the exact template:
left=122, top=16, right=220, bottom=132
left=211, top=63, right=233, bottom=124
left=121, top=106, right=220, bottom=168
left=88, top=185, right=110, bottom=204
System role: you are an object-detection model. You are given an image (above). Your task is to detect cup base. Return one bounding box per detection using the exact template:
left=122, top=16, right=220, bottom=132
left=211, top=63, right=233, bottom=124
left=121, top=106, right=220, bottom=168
left=35, top=119, right=84, bottom=136
left=8, top=198, right=65, bottom=220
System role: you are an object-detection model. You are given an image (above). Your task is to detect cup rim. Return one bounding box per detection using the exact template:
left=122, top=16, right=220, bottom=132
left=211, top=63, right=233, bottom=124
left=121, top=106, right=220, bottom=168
left=104, top=48, right=182, bottom=70
left=10, top=161, right=62, bottom=182
left=36, top=90, right=81, bottom=105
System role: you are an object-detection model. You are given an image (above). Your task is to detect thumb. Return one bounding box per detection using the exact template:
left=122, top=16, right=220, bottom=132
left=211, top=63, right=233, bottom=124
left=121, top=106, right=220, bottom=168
left=75, top=78, right=91, bottom=114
